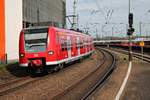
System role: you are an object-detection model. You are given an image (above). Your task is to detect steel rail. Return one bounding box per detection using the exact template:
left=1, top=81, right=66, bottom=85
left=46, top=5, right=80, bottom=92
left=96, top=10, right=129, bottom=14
left=0, top=76, right=38, bottom=96
left=108, top=48, right=150, bottom=63
left=81, top=48, right=116, bottom=100
left=0, top=72, right=52, bottom=96
left=51, top=49, right=107, bottom=100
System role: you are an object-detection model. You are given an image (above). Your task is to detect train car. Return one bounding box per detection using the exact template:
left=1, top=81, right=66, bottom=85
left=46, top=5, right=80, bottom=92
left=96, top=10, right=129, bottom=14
left=19, top=26, right=94, bottom=75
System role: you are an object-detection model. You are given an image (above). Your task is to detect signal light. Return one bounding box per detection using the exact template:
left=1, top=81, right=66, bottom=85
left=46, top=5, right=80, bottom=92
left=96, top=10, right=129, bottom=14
left=127, top=28, right=135, bottom=36
left=129, top=13, right=133, bottom=27
left=127, top=31, right=132, bottom=36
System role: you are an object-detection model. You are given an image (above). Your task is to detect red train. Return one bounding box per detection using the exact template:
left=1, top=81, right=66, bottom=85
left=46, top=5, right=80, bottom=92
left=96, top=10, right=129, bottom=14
left=19, top=26, right=94, bottom=74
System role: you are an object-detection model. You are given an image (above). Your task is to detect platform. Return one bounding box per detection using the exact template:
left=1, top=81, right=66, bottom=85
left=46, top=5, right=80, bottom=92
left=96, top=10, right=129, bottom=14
left=121, top=61, right=150, bottom=100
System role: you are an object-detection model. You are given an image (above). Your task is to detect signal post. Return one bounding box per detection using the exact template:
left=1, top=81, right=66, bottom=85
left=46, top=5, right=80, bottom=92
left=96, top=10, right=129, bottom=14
left=127, top=13, right=135, bottom=62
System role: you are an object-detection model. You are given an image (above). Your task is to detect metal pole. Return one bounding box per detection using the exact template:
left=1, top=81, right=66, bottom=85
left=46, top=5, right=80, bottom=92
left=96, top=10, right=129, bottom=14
left=77, top=14, right=79, bottom=29
left=141, top=46, right=143, bottom=61
left=5, top=53, right=7, bottom=64
left=73, top=0, right=77, bottom=30
left=37, top=0, right=40, bottom=26
left=112, top=27, right=114, bottom=40
left=129, top=36, right=132, bottom=61
left=129, top=0, right=130, bottom=13
left=128, top=0, right=132, bottom=62
left=140, top=21, right=142, bottom=36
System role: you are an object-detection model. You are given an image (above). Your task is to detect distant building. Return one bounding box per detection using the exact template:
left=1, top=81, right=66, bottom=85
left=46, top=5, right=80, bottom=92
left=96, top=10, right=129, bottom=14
left=23, top=0, right=66, bottom=28
left=0, top=0, right=66, bottom=63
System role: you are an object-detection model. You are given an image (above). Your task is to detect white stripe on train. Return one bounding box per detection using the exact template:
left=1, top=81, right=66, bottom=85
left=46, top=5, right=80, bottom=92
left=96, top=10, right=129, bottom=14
left=19, top=50, right=94, bottom=67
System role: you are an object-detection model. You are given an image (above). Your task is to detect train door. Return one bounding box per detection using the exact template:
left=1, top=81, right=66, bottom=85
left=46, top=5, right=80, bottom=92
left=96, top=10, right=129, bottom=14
left=77, top=37, right=80, bottom=55
left=67, top=36, right=71, bottom=60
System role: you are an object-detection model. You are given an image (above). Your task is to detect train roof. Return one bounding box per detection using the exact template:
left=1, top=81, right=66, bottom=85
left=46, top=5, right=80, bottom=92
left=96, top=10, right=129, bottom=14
left=23, top=26, right=92, bottom=38
left=53, top=27, right=92, bottom=38
left=23, top=26, right=49, bottom=30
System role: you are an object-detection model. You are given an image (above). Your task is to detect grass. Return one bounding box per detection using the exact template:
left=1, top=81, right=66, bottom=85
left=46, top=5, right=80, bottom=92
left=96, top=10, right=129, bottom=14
left=0, top=61, right=19, bottom=71
left=0, top=64, right=7, bottom=73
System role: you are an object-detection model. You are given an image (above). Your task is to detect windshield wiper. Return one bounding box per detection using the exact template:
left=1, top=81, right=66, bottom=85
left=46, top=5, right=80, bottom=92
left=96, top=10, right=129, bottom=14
left=28, top=43, right=46, bottom=48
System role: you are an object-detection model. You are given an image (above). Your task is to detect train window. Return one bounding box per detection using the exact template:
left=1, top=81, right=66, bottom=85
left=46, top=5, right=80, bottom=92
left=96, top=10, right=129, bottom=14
left=56, top=32, right=59, bottom=43
left=61, top=43, right=64, bottom=51
left=24, top=28, right=48, bottom=52
left=61, top=41, right=67, bottom=51
left=78, top=43, right=80, bottom=48
left=71, top=47, right=73, bottom=50
left=64, top=42, right=67, bottom=50
left=80, top=43, right=83, bottom=48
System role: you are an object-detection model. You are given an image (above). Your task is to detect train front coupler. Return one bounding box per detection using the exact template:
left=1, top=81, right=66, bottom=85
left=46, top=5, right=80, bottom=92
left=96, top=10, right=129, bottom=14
left=28, top=59, right=43, bottom=74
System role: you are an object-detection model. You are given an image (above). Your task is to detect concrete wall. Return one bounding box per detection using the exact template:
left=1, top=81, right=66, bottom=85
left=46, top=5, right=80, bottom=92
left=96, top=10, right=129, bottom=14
left=1, top=0, right=65, bottom=61
left=5, top=0, right=22, bottom=60
left=0, top=0, right=5, bottom=62
left=23, top=0, right=66, bottom=27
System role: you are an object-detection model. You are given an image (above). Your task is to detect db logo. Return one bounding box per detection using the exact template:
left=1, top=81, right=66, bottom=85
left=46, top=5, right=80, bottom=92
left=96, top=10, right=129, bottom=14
left=34, top=54, right=39, bottom=57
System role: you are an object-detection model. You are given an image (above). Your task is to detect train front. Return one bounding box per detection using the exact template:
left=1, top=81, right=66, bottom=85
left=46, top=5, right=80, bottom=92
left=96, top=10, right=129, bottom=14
left=19, top=28, right=49, bottom=74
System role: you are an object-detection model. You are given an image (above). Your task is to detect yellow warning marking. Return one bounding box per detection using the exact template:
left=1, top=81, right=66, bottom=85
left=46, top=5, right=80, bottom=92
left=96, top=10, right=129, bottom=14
left=139, top=41, right=145, bottom=47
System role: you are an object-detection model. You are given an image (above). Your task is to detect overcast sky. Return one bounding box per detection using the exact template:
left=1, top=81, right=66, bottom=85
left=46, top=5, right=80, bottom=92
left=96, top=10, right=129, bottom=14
left=66, top=0, right=150, bottom=37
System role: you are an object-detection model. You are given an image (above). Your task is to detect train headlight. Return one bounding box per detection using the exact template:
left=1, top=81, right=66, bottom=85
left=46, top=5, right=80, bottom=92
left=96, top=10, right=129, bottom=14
left=20, top=53, right=25, bottom=58
left=48, top=51, right=54, bottom=55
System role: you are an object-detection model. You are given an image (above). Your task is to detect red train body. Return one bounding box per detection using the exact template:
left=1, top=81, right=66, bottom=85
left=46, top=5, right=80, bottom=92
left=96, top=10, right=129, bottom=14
left=19, top=26, right=94, bottom=73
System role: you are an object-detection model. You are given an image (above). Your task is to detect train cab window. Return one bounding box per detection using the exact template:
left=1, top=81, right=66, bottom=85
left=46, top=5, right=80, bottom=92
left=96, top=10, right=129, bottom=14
left=24, top=28, right=48, bottom=52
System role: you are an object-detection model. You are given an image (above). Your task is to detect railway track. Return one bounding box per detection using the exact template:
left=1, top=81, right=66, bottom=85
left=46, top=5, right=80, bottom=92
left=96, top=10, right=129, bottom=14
left=0, top=76, right=38, bottom=96
left=81, top=48, right=116, bottom=100
left=132, top=51, right=150, bottom=62
left=107, top=47, right=150, bottom=62
left=0, top=49, right=116, bottom=99
left=52, top=48, right=116, bottom=100
left=0, top=51, right=100, bottom=97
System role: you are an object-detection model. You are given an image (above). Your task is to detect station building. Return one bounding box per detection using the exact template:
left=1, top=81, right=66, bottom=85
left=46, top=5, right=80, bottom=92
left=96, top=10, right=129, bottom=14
left=0, top=0, right=66, bottom=63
